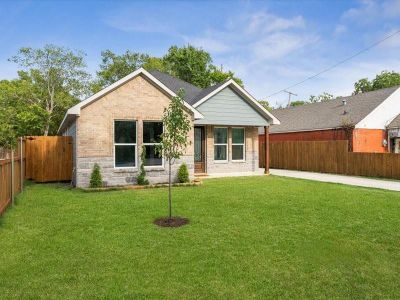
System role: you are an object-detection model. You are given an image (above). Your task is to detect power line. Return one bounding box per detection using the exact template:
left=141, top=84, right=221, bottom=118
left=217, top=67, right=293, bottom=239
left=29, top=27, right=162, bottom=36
left=266, top=29, right=400, bottom=98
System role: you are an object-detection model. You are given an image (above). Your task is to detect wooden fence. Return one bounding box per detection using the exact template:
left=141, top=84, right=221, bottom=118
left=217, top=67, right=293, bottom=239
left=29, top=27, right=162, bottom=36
left=0, top=138, right=25, bottom=215
left=260, top=140, right=400, bottom=180
left=25, top=136, right=72, bottom=182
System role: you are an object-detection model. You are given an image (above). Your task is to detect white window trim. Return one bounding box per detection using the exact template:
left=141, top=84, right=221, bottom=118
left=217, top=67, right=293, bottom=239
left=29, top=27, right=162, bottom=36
left=214, top=127, right=228, bottom=163
left=113, top=119, right=138, bottom=169
left=231, top=127, right=245, bottom=162
left=143, top=121, right=164, bottom=169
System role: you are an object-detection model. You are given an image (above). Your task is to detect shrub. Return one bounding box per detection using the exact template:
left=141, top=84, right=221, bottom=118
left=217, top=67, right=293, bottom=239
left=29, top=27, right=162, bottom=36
left=89, top=163, right=103, bottom=188
left=137, top=145, right=149, bottom=185
left=177, top=163, right=190, bottom=183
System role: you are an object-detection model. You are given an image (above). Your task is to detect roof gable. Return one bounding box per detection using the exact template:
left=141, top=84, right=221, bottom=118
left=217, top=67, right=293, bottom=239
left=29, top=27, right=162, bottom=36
left=194, top=86, right=272, bottom=126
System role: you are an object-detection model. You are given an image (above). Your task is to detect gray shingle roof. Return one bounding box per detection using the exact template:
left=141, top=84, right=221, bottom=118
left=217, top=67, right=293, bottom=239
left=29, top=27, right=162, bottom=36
left=388, top=114, right=400, bottom=129
left=270, top=86, right=399, bottom=133
left=148, top=70, right=202, bottom=103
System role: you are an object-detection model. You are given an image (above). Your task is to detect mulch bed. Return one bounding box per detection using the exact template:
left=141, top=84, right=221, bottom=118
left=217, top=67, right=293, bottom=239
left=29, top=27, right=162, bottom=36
left=153, top=217, right=189, bottom=228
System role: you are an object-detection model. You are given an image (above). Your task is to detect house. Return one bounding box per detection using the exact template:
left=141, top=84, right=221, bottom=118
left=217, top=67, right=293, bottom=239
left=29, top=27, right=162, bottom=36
left=58, top=68, right=279, bottom=187
left=260, top=86, right=400, bottom=153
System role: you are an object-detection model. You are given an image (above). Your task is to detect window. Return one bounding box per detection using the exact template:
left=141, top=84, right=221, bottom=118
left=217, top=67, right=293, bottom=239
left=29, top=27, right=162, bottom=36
left=143, top=121, right=163, bottom=166
left=114, top=120, right=136, bottom=168
left=214, top=127, right=228, bottom=161
left=232, top=128, right=245, bottom=161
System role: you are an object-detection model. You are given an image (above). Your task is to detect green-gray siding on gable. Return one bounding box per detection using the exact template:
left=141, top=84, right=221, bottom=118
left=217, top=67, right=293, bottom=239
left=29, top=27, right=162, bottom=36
left=194, top=87, right=269, bottom=126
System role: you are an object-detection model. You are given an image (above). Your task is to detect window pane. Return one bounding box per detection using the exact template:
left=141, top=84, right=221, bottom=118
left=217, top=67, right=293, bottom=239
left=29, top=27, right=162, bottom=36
left=143, top=122, right=163, bottom=143
left=115, top=145, right=135, bottom=167
left=214, top=128, right=227, bottom=144
left=144, top=145, right=162, bottom=166
left=232, top=145, right=244, bottom=160
left=232, top=128, right=244, bottom=144
left=214, top=145, right=227, bottom=160
left=194, top=127, right=203, bottom=162
left=115, top=121, right=136, bottom=143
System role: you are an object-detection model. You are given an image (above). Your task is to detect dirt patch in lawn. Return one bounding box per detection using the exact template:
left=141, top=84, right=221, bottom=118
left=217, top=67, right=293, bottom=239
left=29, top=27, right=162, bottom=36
left=154, top=217, right=189, bottom=228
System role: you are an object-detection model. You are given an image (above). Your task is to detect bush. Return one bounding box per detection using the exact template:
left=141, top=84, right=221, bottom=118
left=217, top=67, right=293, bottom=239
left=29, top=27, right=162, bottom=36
left=137, top=145, right=149, bottom=185
left=89, top=163, right=103, bottom=188
left=177, top=163, right=190, bottom=183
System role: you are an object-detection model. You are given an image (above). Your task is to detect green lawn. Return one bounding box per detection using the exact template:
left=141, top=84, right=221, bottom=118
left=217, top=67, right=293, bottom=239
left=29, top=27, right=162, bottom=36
left=1, top=176, right=400, bottom=299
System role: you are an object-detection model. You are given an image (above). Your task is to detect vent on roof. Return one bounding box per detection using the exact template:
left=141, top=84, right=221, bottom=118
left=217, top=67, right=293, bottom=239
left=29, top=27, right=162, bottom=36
left=342, top=99, right=347, bottom=106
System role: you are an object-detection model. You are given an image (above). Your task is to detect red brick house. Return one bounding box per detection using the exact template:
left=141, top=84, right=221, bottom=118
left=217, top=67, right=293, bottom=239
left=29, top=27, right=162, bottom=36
left=260, top=86, right=400, bottom=153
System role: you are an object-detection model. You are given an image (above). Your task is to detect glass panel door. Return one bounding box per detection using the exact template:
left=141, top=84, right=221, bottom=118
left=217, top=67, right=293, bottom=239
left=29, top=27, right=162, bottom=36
left=194, top=127, right=203, bottom=162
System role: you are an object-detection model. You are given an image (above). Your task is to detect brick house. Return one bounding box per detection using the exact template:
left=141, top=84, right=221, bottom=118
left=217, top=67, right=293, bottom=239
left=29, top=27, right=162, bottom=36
left=260, top=86, right=400, bottom=153
left=58, top=68, right=279, bottom=187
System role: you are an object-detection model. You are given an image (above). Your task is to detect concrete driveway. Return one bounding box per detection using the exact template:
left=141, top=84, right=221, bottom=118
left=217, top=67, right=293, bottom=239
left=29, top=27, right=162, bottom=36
left=270, top=169, right=400, bottom=192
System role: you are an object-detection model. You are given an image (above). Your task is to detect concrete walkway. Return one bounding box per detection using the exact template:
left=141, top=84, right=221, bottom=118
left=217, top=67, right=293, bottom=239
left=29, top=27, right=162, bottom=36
left=270, top=169, right=400, bottom=192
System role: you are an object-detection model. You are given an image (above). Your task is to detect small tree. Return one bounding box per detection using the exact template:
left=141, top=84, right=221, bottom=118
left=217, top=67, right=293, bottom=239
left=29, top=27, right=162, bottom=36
left=178, top=163, right=190, bottom=183
left=157, top=89, right=191, bottom=219
left=137, top=145, right=149, bottom=185
left=89, top=163, right=103, bottom=188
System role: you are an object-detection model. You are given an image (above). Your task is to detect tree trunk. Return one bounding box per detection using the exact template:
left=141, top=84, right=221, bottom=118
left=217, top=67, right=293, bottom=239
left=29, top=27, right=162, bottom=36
left=168, top=160, right=172, bottom=219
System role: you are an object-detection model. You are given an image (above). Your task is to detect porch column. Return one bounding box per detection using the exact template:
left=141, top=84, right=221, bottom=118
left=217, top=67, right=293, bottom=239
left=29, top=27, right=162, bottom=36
left=264, top=126, right=270, bottom=174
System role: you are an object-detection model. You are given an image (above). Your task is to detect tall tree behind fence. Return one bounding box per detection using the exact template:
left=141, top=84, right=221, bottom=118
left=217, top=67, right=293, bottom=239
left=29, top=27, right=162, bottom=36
left=260, top=140, right=400, bottom=180
left=0, top=138, right=25, bottom=215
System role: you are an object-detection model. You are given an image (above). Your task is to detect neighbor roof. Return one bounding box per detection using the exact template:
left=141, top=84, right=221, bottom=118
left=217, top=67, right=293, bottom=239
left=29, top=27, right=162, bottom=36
left=270, top=86, right=399, bottom=133
left=388, top=114, right=400, bottom=129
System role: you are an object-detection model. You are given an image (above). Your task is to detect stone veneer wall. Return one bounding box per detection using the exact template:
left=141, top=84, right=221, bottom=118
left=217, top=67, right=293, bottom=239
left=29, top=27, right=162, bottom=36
left=205, top=125, right=259, bottom=174
left=75, top=74, right=194, bottom=188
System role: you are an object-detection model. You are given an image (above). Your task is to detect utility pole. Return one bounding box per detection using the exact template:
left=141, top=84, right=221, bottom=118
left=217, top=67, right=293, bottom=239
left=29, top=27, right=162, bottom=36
left=284, top=90, right=297, bottom=107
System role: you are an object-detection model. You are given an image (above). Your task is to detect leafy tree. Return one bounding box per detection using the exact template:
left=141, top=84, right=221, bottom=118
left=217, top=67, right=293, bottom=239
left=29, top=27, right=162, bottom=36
left=353, top=78, right=372, bottom=94
left=94, top=50, right=150, bottom=91
left=156, top=89, right=191, bottom=219
left=10, top=44, right=90, bottom=135
left=142, top=57, right=166, bottom=72
left=93, top=45, right=243, bottom=90
left=258, top=100, right=273, bottom=111
left=163, top=45, right=213, bottom=88
left=353, top=71, right=400, bottom=94
left=290, top=100, right=307, bottom=107
left=89, top=163, right=103, bottom=188
left=209, top=65, right=243, bottom=87
left=0, top=78, right=47, bottom=148
left=309, top=92, right=333, bottom=103
left=137, top=145, right=149, bottom=185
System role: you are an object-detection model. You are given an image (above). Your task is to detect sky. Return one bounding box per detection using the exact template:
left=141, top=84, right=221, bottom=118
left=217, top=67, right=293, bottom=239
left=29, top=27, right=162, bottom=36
left=1, top=0, right=400, bottom=107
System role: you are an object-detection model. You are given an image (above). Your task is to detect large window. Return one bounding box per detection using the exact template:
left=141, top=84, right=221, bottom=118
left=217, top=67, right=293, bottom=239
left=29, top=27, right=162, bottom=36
left=143, top=121, right=163, bottom=166
left=214, top=127, right=228, bottom=161
left=232, top=128, right=245, bottom=161
left=114, top=120, right=136, bottom=168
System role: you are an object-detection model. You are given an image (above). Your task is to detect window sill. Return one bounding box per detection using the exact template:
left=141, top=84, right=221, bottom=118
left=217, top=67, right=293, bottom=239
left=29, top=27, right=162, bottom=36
left=232, top=160, right=246, bottom=163
left=113, top=168, right=138, bottom=173
left=214, top=160, right=228, bottom=164
left=144, top=166, right=165, bottom=171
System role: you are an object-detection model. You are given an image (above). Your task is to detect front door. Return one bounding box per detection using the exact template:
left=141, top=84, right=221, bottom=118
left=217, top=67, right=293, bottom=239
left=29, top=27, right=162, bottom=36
left=194, top=126, right=205, bottom=173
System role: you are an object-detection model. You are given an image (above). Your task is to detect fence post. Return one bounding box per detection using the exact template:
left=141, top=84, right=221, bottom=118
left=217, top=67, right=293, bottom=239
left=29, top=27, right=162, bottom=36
left=11, top=147, right=14, bottom=206
left=20, top=137, right=23, bottom=191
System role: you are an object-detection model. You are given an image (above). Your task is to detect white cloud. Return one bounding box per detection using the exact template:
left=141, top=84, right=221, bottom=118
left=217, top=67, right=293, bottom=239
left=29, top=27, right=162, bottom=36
left=334, top=24, right=347, bottom=36
left=251, top=32, right=318, bottom=60
left=245, top=12, right=305, bottom=35
left=342, top=0, right=400, bottom=23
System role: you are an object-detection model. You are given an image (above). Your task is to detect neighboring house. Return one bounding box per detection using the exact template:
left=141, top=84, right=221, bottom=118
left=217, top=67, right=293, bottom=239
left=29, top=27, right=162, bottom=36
left=58, top=68, right=279, bottom=187
left=260, top=86, right=400, bottom=153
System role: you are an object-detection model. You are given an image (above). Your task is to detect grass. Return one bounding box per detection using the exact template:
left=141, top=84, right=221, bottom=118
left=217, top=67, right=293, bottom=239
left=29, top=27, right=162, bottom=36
left=1, top=176, right=400, bottom=299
